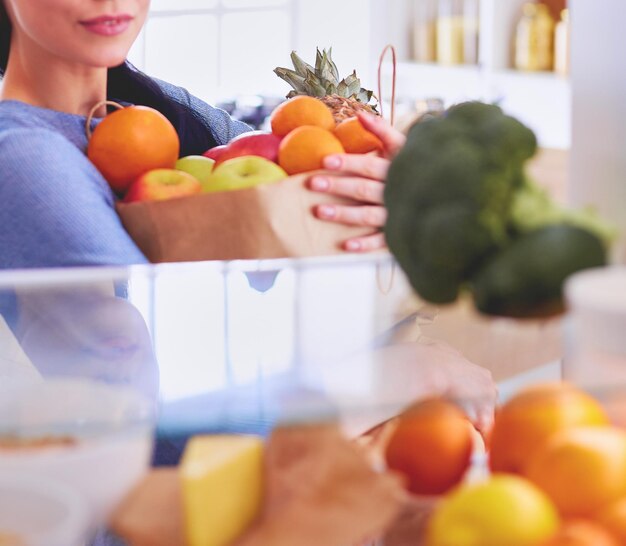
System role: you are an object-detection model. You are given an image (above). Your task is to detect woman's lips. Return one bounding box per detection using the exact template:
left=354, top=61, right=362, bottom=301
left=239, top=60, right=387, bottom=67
left=80, top=14, right=133, bottom=37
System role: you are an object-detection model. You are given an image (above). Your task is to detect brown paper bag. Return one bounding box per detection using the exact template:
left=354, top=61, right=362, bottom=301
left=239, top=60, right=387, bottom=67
left=116, top=172, right=375, bottom=263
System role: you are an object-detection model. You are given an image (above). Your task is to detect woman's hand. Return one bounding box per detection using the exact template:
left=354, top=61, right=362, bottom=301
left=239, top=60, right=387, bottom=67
left=335, top=340, right=497, bottom=438
left=308, top=111, right=406, bottom=252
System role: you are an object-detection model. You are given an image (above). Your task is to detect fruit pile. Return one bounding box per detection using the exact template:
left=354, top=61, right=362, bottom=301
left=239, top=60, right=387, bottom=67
left=87, top=49, right=382, bottom=205
left=383, top=383, right=626, bottom=546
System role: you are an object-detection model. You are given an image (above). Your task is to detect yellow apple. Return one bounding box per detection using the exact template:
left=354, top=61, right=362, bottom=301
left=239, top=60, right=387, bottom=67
left=124, top=168, right=201, bottom=202
left=202, top=156, right=288, bottom=193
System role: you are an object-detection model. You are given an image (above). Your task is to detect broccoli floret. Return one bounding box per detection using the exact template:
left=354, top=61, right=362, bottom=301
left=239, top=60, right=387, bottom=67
left=471, top=225, right=607, bottom=317
left=510, top=178, right=617, bottom=245
left=417, top=203, right=498, bottom=274
left=446, top=102, right=537, bottom=165
left=445, top=101, right=504, bottom=128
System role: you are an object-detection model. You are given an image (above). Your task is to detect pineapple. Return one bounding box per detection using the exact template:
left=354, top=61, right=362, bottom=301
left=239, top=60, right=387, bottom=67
left=274, top=48, right=380, bottom=123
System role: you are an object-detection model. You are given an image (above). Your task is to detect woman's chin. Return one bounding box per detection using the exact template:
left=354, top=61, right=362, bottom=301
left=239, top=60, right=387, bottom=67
left=86, top=51, right=131, bottom=69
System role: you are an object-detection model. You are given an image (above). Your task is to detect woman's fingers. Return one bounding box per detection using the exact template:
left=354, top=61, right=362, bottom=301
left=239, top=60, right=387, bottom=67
left=308, top=115, right=404, bottom=254
left=323, top=153, right=391, bottom=181
left=315, top=203, right=387, bottom=228
left=343, top=232, right=387, bottom=253
left=309, top=175, right=385, bottom=204
left=356, top=110, right=407, bottom=157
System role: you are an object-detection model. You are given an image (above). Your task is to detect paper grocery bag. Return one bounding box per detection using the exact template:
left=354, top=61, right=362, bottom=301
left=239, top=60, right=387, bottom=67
left=116, top=172, right=375, bottom=263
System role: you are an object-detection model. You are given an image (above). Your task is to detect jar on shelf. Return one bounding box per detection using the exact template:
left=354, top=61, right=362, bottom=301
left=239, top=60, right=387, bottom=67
left=554, top=8, right=570, bottom=76
left=412, top=0, right=437, bottom=63
left=436, top=0, right=465, bottom=65
left=514, top=2, right=556, bottom=71
left=565, top=269, right=626, bottom=390
left=463, top=0, right=480, bottom=65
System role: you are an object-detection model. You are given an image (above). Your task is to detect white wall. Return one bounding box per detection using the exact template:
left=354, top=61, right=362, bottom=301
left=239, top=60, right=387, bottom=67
left=129, top=0, right=380, bottom=104
left=570, top=0, right=626, bottom=260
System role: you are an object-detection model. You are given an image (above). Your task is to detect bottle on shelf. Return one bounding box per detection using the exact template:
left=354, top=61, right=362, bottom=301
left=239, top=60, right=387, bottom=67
left=554, top=8, right=569, bottom=76
left=514, top=2, right=556, bottom=72
left=412, top=0, right=437, bottom=63
left=436, top=0, right=465, bottom=65
left=462, top=0, right=480, bottom=65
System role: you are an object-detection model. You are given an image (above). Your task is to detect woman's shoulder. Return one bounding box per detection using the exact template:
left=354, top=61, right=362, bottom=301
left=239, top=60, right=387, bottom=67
left=0, top=118, right=113, bottom=200
left=0, top=100, right=56, bottom=129
left=152, top=79, right=252, bottom=144
left=0, top=122, right=87, bottom=167
left=0, top=100, right=92, bottom=150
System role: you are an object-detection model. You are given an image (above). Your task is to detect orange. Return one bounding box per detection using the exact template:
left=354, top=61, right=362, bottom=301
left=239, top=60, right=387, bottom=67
left=525, top=426, right=626, bottom=518
left=278, top=126, right=345, bottom=175
left=333, top=117, right=383, bottom=154
left=384, top=399, right=473, bottom=496
left=596, top=498, right=626, bottom=544
left=88, top=105, right=180, bottom=194
left=489, top=383, right=608, bottom=474
left=270, top=96, right=336, bottom=137
left=539, top=520, right=621, bottom=546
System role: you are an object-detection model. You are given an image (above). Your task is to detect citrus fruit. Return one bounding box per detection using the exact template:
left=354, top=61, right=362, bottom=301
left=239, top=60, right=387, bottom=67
left=596, top=498, right=626, bottom=544
left=539, top=520, right=621, bottom=546
left=426, top=474, right=560, bottom=546
left=278, top=126, right=345, bottom=175
left=88, top=105, right=180, bottom=194
left=490, top=383, right=608, bottom=474
left=270, top=96, right=336, bottom=137
left=384, top=399, right=473, bottom=496
left=525, top=426, right=626, bottom=518
left=333, top=117, right=383, bottom=154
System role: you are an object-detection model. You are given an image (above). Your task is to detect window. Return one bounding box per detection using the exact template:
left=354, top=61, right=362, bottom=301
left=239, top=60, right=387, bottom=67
left=129, top=0, right=295, bottom=103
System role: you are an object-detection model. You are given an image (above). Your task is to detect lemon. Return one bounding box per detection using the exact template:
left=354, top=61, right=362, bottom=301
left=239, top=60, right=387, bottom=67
left=426, top=474, right=560, bottom=546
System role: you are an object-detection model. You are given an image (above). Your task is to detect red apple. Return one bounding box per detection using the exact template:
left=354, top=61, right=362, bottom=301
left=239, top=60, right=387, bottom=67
left=214, top=132, right=282, bottom=166
left=124, top=168, right=202, bottom=203
left=203, top=145, right=228, bottom=162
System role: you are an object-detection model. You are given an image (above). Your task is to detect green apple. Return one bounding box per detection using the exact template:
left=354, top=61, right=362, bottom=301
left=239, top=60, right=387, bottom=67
left=202, top=156, right=288, bottom=193
left=175, top=155, right=215, bottom=184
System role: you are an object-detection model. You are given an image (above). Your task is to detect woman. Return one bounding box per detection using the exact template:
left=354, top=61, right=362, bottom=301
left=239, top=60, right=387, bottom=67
left=0, top=0, right=405, bottom=269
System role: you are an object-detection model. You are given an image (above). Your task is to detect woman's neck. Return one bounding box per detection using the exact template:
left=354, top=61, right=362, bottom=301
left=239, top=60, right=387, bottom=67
left=0, top=34, right=109, bottom=117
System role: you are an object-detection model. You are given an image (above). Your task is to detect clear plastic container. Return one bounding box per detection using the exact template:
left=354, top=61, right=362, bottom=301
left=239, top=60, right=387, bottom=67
left=0, top=379, right=154, bottom=525
left=0, top=255, right=576, bottom=543
left=565, top=266, right=626, bottom=387
left=0, top=474, right=89, bottom=546
left=0, top=255, right=563, bottom=435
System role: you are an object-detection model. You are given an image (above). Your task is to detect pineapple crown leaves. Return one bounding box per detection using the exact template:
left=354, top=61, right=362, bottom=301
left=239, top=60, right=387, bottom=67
left=274, top=48, right=377, bottom=106
left=315, top=48, right=340, bottom=84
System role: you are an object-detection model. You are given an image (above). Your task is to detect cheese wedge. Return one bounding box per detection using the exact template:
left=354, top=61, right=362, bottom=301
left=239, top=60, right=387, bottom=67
left=180, top=435, right=264, bottom=546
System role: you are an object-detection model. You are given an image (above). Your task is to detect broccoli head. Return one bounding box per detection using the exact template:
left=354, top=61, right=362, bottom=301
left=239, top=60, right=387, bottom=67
left=384, top=101, right=609, bottom=317
left=385, top=101, right=532, bottom=303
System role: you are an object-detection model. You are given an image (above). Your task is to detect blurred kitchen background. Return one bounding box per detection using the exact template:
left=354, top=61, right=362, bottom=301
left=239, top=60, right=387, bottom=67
left=129, top=0, right=570, bottom=147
